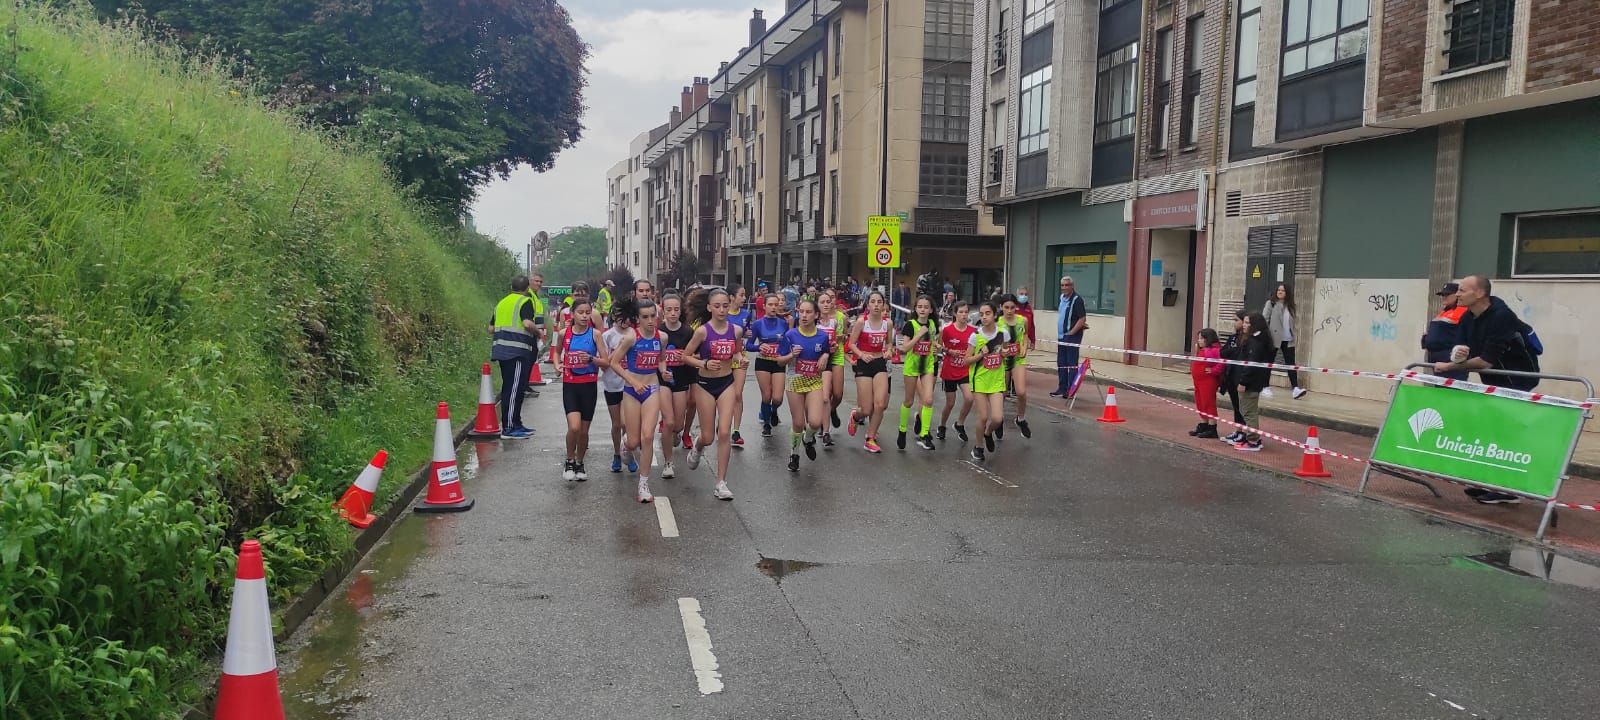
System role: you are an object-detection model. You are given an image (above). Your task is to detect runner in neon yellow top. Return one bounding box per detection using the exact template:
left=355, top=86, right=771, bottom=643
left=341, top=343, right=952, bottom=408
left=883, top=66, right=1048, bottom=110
left=966, top=300, right=1011, bottom=462
left=895, top=295, right=939, bottom=451
left=1000, top=294, right=1034, bottom=440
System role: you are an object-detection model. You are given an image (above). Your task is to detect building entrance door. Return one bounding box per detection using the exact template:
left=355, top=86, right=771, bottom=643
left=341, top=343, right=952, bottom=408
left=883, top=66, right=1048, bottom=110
left=1244, top=225, right=1297, bottom=312
left=1143, top=229, right=1197, bottom=355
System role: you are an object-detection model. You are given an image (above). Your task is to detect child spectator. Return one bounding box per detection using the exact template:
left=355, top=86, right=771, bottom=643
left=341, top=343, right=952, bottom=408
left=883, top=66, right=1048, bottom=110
left=1188, top=328, right=1223, bottom=439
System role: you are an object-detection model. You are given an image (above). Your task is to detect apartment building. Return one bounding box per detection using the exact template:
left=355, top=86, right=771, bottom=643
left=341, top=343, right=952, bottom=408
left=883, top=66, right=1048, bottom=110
left=622, top=1, right=1004, bottom=297
left=604, top=130, right=658, bottom=277
left=973, top=0, right=1599, bottom=395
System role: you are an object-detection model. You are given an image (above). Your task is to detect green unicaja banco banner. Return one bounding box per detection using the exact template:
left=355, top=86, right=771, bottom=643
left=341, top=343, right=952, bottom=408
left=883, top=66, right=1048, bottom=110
left=1371, top=382, right=1583, bottom=499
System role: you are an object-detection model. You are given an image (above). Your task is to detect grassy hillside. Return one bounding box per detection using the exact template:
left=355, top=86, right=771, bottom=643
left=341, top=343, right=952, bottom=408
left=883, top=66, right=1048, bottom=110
left=0, top=6, right=519, bottom=717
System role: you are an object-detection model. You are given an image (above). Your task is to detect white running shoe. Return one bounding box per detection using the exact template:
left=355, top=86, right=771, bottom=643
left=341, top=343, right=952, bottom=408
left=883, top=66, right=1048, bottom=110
left=637, top=477, right=654, bottom=503
left=662, top=461, right=677, bottom=479
left=686, top=445, right=703, bottom=470
left=713, top=481, right=733, bottom=500
left=562, top=462, right=576, bottom=481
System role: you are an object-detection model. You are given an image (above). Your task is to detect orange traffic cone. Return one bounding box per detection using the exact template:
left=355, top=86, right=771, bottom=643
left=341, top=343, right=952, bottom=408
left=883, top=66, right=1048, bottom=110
left=469, top=363, right=502, bottom=438
left=1294, top=426, right=1333, bottom=478
left=1096, top=386, right=1126, bottom=423
left=335, top=450, right=387, bottom=529
left=416, top=402, right=474, bottom=513
left=527, top=354, right=548, bottom=386
left=215, top=540, right=285, bottom=720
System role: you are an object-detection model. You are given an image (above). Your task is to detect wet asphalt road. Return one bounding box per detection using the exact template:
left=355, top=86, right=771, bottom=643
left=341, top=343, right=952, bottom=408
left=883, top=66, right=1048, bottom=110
left=281, top=381, right=1600, bottom=719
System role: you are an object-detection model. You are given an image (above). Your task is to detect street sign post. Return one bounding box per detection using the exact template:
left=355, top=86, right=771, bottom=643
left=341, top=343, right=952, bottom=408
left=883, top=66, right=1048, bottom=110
left=867, top=215, right=901, bottom=269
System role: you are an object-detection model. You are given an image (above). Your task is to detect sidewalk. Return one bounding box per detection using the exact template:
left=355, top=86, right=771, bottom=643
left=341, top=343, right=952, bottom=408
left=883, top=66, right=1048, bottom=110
left=1016, top=361, right=1600, bottom=560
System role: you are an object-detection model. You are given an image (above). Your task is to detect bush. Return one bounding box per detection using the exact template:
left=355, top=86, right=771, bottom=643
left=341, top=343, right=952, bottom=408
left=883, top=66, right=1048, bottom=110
left=0, top=6, right=518, bottom=716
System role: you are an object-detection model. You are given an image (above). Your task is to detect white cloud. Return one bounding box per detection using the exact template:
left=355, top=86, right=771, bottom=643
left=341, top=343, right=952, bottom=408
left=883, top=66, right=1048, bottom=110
left=470, top=2, right=783, bottom=254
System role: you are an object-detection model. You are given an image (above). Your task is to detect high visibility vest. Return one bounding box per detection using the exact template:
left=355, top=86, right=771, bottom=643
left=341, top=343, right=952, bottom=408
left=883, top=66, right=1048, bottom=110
left=492, top=293, right=536, bottom=358
left=597, top=287, right=614, bottom=316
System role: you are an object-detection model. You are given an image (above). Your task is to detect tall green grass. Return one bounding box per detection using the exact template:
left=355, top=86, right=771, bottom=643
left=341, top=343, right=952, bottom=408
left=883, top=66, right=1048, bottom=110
left=0, top=5, right=519, bottom=716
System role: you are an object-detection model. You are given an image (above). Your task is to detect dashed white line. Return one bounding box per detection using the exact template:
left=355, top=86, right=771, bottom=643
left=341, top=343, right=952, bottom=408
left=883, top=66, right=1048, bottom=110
left=654, top=496, right=680, bottom=538
left=964, top=460, right=1018, bottom=488
left=676, top=597, right=724, bottom=694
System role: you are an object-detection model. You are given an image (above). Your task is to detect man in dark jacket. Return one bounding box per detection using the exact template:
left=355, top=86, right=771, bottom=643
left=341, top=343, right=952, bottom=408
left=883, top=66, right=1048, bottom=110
left=1422, top=281, right=1469, bottom=380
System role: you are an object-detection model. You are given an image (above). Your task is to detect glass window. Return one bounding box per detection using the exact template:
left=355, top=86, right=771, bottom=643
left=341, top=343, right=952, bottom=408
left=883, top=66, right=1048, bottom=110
left=919, top=147, right=970, bottom=208
left=831, top=97, right=841, bottom=152
left=1282, top=0, right=1367, bottom=78
left=1513, top=211, right=1600, bottom=277
left=921, top=71, right=971, bottom=143
left=1050, top=243, right=1121, bottom=314
left=830, top=171, right=840, bottom=225
left=1017, top=66, right=1052, bottom=156
left=833, top=21, right=842, bottom=77
left=1093, top=42, right=1138, bottom=144
left=1234, top=0, right=1260, bottom=108
left=1023, top=0, right=1056, bottom=36
left=1151, top=29, right=1173, bottom=154
left=1444, top=0, right=1514, bottom=71
left=1181, top=14, right=1203, bottom=148
left=924, top=0, right=974, bottom=62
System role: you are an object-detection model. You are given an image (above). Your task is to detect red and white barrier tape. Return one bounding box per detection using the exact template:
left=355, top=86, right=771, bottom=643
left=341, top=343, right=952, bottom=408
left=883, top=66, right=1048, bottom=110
left=1091, top=370, right=1600, bottom=513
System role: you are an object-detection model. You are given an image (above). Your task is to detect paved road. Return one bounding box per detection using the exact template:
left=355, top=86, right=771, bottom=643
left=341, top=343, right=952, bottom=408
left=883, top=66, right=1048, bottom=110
left=281, top=382, right=1600, bottom=719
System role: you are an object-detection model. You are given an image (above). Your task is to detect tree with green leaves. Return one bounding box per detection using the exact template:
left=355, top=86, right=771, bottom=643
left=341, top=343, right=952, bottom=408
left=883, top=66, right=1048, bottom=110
left=89, top=0, right=587, bottom=218
left=537, top=225, right=607, bottom=286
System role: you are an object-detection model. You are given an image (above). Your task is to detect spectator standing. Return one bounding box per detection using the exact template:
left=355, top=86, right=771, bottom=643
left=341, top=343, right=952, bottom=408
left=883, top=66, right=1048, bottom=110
left=1422, top=281, right=1469, bottom=380
left=1232, top=312, right=1276, bottom=452
left=1263, top=284, right=1306, bottom=399
left=1188, top=328, right=1223, bottom=439
left=1049, top=276, right=1088, bottom=399
left=1218, top=310, right=1250, bottom=443
left=1014, top=286, right=1037, bottom=350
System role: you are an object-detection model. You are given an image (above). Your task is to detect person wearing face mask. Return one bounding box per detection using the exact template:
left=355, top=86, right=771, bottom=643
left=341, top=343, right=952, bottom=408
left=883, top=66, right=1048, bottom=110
left=1013, top=286, right=1037, bottom=352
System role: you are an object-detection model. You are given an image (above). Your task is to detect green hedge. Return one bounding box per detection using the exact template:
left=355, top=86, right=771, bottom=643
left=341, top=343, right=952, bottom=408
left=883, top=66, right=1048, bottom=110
left=0, top=6, right=517, bottom=717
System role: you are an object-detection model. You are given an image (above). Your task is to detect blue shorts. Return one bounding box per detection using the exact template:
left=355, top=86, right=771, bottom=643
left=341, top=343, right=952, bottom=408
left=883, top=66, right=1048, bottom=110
left=624, top=385, right=659, bottom=404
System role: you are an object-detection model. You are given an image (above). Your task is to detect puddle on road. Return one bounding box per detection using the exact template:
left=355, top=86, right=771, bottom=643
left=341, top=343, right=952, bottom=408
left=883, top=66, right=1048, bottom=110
left=1453, top=546, right=1600, bottom=592
left=756, top=557, right=822, bottom=582
left=278, top=443, right=482, bottom=719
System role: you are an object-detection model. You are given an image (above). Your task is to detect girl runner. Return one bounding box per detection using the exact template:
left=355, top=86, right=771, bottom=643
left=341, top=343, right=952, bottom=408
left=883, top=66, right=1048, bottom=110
left=847, top=290, right=893, bottom=453
left=606, top=298, right=667, bottom=503
left=966, top=301, right=1011, bottom=461
left=681, top=288, right=741, bottom=500
left=815, top=289, right=849, bottom=446
left=748, top=293, right=791, bottom=437
left=552, top=299, right=608, bottom=481
left=937, top=301, right=976, bottom=443
left=895, top=295, right=939, bottom=451
left=658, top=293, right=696, bottom=480
left=777, top=298, right=833, bottom=471
left=677, top=287, right=710, bottom=451
left=1000, top=294, right=1034, bottom=439
left=726, top=284, right=752, bottom=448
left=600, top=308, right=635, bottom=474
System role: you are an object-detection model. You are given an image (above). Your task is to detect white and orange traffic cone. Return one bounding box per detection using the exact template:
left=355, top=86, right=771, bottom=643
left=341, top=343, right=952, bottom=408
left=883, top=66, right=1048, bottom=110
left=215, top=539, right=284, bottom=720
left=527, top=356, right=548, bottom=386
left=469, top=363, right=502, bottom=438
left=334, top=450, right=387, bottom=529
left=1096, top=386, right=1126, bottom=423
left=1294, top=426, right=1333, bottom=478
left=416, top=402, right=474, bottom=513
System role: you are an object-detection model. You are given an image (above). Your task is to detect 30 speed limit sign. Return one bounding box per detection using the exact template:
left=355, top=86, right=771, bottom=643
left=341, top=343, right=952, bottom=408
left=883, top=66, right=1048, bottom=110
left=867, top=215, right=901, bottom=269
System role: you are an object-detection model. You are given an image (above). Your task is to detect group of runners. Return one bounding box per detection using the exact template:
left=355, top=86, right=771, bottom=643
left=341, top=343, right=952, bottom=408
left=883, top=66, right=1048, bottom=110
left=543, top=281, right=1039, bottom=504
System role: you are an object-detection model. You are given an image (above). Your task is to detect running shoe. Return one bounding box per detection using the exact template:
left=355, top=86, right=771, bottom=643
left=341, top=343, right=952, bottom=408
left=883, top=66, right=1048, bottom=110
left=1016, top=418, right=1032, bottom=439
left=637, top=478, right=654, bottom=503
left=500, top=428, right=531, bottom=440
left=788, top=454, right=800, bottom=472
left=916, top=435, right=934, bottom=451
left=611, top=455, right=622, bottom=473
left=713, top=481, right=734, bottom=500
left=821, top=430, right=835, bottom=447
left=661, top=461, right=676, bottom=479
left=1292, top=387, right=1308, bottom=400
left=936, top=426, right=947, bottom=441
left=626, top=452, right=638, bottom=473
left=897, top=430, right=907, bottom=450
left=995, top=424, right=1005, bottom=441
left=1222, top=430, right=1244, bottom=444
left=574, top=462, right=588, bottom=481
left=971, top=447, right=985, bottom=461
left=803, top=439, right=817, bottom=461
left=955, top=423, right=968, bottom=442
left=830, top=407, right=841, bottom=428
left=847, top=409, right=859, bottom=436
left=770, top=412, right=780, bottom=427
left=686, top=445, right=703, bottom=470
left=761, top=421, right=773, bottom=437
left=1234, top=439, right=1263, bottom=452
left=683, top=430, right=694, bottom=450
left=983, top=433, right=995, bottom=452
left=864, top=437, right=882, bottom=453
left=912, top=414, right=922, bottom=436
left=563, top=460, right=576, bottom=481
left=1475, top=491, right=1521, bottom=505
left=731, top=431, right=746, bottom=448
left=513, top=425, right=535, bottom=435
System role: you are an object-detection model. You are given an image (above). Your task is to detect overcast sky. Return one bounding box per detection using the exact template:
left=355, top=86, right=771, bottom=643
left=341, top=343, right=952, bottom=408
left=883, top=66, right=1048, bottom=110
left=470, top=0, right=785, bottom=259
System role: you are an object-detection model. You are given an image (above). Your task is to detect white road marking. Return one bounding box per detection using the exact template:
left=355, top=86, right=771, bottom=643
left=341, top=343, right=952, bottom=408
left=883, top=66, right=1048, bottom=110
left=676, top=597, right=724, bottom=694
left=654, top=496, right=680, bottom=538
left=963, top=460, right=1018, bottom=488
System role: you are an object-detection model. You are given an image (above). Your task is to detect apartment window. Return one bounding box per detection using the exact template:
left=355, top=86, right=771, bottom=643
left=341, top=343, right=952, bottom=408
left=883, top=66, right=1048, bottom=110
left=1151, top=28, right=1173, bottom=155
left=1444, top=0, right=1513, bottom=71
left=993, top=8, right=1009, bottom=69
left=1093, top=43, right=1138, bottom=144
left=633, top=219, right=640, bottom=234
left=1180, top=14, right=1202, bottom=147
left=830, top=170, right=840, bottom=225
left=1229, top=1, right=1272, bottom=161
left=1022, top=0, right=1055, bottom=36
left=919, top=146, right=969, bottom=208
left=833, top=21, right=843, bottom=77
left=1281, top=0, right=1368, bottom=78
left=922, top=71, right=971, bottom=143
left=1050, top=243, right=1119, bottom=314
left=1017, top=66, right=1051, bottom=156
left=1512, top=210, right=1600, bottom=277
left=991, top=101, right=1007, bottom=148
left=831, top=97, right=841, bottom=152
left=924, top=0, right=974, bottom=62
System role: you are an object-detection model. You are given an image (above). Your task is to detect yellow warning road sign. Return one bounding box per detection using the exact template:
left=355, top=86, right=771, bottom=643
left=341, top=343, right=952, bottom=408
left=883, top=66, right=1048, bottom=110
left=867, top=215, right=901, bottom=269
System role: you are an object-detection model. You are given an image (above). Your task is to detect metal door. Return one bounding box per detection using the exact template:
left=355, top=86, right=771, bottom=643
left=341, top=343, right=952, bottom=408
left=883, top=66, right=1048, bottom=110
left=1244, top=225, right=1297, bottom=313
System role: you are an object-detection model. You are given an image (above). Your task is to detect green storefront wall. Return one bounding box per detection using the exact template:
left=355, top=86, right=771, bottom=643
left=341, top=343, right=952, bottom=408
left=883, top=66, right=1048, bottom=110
left=1319, top=128, right=1438, bottom=279
left=1006, top=192, right=1129, bottom=315
left=1457, top=99, right=1600, bottom=277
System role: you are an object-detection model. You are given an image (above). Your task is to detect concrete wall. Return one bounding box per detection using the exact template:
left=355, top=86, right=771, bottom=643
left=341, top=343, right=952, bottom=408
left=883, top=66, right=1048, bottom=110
left=1306, top=278, right=1432, bottom=402
left=1319, top=129, right=1437, bottom=279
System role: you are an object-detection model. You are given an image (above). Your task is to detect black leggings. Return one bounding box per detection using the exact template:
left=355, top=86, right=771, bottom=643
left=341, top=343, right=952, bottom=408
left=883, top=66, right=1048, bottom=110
left=1277, top=343, right=1300, bottom=387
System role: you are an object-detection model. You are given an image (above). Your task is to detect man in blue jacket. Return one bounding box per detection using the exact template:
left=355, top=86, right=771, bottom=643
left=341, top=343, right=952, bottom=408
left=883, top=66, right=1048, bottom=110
left=1421, top=281, right=1468, bottom=380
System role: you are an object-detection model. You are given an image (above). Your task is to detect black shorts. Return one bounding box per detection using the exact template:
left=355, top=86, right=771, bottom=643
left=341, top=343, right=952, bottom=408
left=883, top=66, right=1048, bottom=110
left=603, top=389, right=623, bottom=407
left=942, top=377, right=968, bottom=393
left=853, top=358, right=888, bottom=378
left=562, top=382, right=598, bottom=421
left=665, top=365, right=699, bottom=392
left=754, top=358, right=785, bottom=374
left=697, top=373, right=736, bottom=399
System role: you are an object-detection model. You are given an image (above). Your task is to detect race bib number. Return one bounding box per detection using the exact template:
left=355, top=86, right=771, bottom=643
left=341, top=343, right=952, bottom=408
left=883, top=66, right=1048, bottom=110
left=982, top=353, right=1004, bottom=370
left=435, top=466, right=460, bottom=486
left=709, top=339, right=736, bottom=360
left=861, top=332, right=886, bottom=352
left=759, top=342, right=779, bottom=359
left=663, top=348, right=683, bottom=367
left=913, top=340, right=931, bottom=356
left=1002, top=343, right=1020, bottom=357
left=795, top=358, right=821, bottom=377
left=634, top=350, right=660, bottom=370
left=563, top=351, right=590, bottom=368
left=948, top=353, right=968, bottom=367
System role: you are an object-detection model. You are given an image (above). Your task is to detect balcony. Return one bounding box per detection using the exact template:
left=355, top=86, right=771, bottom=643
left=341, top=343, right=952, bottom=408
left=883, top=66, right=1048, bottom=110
left=987, top=147, right=1003, bottom=186
left=789, top=91, right=805, bottom=119
left=992, top=30, right=1007, bottom=69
